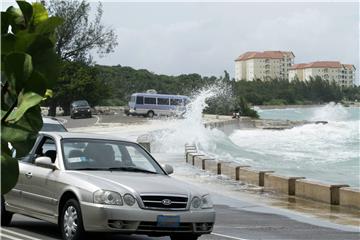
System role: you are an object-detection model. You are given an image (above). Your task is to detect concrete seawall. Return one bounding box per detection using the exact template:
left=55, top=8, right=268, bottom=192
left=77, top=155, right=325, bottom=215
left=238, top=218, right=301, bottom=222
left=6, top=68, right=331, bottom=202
left=183, top=145, right=359, bottom=210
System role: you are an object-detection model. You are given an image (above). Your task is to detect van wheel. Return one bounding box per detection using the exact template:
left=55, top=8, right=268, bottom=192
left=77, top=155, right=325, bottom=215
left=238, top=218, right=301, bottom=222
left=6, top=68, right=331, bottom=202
left=1, top=196, right=13, bottom=226
left=147, top=111, right=154, bottom=118
left=60, top=199, right=85, bottom=240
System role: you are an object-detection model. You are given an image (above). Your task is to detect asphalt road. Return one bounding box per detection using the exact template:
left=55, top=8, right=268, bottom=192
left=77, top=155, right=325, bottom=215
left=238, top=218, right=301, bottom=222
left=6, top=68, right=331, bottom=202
left=2, top=115, right=359, bottom=240
left=1, top=201, right=359, bottom=240
left=57, top=112, right=147, bottom=129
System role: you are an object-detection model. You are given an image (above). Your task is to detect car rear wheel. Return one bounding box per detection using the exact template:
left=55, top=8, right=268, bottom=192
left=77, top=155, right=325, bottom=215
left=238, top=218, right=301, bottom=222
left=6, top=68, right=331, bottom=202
left=60, top=199, right=85, bottom=240
left=170, top=234, right=200, bottom=240
left=147, top=111, right=154, bottom=118
left=1, top=196, right=13, bottom=226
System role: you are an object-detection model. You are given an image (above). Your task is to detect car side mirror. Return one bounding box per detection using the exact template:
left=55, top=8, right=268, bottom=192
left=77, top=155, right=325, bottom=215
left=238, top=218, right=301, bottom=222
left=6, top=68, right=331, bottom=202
left=162, top=164, right=174, bottom=175
left=35, top=156, right=57, bottom=170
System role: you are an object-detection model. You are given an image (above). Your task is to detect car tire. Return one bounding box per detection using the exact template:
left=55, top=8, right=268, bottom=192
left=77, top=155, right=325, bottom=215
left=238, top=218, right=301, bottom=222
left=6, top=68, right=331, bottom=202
left=170, top=234, right=199, bottom=240
left=147, top=111, right=154, bottom=118
left=60, top=199, right=85, bottom=240
left=1, top=196, right=13, bottom=227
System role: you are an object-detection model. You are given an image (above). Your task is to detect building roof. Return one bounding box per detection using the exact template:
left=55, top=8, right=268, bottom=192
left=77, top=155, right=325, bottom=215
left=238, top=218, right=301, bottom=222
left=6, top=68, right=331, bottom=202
left=235, top=51, right=294, bottom=61
left=343, top=64, right=356, bottom=70
left=289, top=63, right=308, bottom=70
left=290, top=61, right=355, bottom=70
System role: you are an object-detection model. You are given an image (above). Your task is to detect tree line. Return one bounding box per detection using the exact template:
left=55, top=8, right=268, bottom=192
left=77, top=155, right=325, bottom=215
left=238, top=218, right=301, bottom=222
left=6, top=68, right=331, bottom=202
left=54, top=63, right=359, bottom=114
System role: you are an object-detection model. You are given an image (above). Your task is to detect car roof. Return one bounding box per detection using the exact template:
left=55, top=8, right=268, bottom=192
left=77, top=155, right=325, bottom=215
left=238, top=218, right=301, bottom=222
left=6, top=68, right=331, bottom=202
left=43, top=117, right=62, bottom=124
left=41, top=132, right=132, bottom=143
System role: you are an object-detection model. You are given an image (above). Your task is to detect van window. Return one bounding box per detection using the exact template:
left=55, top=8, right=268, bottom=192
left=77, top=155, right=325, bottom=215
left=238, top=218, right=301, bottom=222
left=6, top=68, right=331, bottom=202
left=144, top=97, right=156, bottom=104
left=170, top=99, right=182, bottom=106
left=158, top=98, right=170, bottom=105
left=136, top=96, right=144, bottom=104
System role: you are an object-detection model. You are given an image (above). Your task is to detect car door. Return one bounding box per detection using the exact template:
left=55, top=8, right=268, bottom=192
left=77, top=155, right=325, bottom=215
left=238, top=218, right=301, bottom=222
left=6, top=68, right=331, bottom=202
left=4, top=137, right=42, bottom=211
left=21, top=136, right=60, bottom=218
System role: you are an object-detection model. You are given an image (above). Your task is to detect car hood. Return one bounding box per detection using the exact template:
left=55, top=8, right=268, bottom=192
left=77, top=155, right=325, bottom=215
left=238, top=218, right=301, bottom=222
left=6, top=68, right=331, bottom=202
left=69, top=171, right=204, bottom=197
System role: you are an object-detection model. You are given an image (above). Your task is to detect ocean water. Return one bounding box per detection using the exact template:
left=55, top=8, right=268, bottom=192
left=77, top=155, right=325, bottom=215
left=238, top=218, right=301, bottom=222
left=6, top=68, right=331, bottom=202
left=230, top=104, right=360, bottom=186
left=150, top=90, right=360, bottom=187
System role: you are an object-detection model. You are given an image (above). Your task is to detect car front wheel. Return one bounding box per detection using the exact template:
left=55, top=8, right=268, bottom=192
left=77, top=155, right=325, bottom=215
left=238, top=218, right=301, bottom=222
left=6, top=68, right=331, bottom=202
left=60, top=199, right=85, bottom=240
left=170, top=234, right=200, bottom=240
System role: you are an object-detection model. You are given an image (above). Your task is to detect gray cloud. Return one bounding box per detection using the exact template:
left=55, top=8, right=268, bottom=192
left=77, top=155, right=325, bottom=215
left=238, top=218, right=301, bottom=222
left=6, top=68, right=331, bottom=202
left=94, top=2, right=358, bottom=83
left=2, top=1, right=359, bottom=83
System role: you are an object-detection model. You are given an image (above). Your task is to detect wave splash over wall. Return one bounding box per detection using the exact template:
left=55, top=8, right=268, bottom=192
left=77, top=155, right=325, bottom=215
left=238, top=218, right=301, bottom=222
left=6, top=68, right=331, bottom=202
left=230, top=103, right=359, bottom=186
left=151, top=93, right=359, bottom=186
left=150, top=85, right=236, bottom=154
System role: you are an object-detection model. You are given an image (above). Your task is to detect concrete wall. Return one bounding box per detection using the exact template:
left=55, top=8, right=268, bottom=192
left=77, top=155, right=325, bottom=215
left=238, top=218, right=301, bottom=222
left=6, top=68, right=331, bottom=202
left=295, top=179, right=349, bottom=205
left=220, top=162, right=250, bottom=180
left=194, top=156, right=215, bottom=170
left=183, top=144, right=358, bottom=209
left=204, top=159, right=220, bottom=175
left=264, top=174, right=305, bottom=195
left=339, top=187, right=360, bottom=209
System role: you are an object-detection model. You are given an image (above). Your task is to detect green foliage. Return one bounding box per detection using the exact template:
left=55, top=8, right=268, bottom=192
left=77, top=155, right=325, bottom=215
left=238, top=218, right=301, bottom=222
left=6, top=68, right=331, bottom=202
left=44, top=0, right=118, bottom=116
left=85, top=65, right=359, bottom=115
left=93, top=65, right=219, bottom=106
left=263, top=99, right=287, bottom=106
left=236, top=97, right=259, bottom=119
left=46, top=0, right=118, bottom=63
left=1, top=1, right=63, bottom=193
left=44, top=61, right=111, bottom=115
left=234, top=77, right=357, bottom=106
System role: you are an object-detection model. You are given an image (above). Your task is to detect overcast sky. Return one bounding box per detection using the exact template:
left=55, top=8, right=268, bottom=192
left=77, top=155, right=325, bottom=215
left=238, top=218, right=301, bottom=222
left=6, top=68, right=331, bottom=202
left=2, top=1, right=359, bottom=83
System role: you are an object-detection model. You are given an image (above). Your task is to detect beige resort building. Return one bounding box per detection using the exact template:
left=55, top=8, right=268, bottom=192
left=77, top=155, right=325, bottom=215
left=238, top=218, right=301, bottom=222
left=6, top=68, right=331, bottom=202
left=289, top=61, right=355, bottom=87
left=234, top=51, right=295, bottom=81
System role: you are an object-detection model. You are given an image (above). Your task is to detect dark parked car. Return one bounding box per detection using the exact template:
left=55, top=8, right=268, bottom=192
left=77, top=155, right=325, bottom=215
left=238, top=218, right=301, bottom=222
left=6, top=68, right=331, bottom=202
left=70, top=100, right=92, bottom=119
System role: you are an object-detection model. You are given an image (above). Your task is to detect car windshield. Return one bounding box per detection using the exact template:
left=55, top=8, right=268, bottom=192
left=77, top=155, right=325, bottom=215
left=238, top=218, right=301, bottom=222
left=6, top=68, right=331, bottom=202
left=41, top=123, right=67, bottom=132
left=62, top=139, right=164, bottom=174
left=73, top=101, right=89, bottom=107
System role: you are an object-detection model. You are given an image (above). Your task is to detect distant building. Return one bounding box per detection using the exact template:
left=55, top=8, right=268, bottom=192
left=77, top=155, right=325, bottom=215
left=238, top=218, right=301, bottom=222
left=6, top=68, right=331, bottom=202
left=289, top=61, right=356, bottom=87
left=234, top=51, right=295, bottom=81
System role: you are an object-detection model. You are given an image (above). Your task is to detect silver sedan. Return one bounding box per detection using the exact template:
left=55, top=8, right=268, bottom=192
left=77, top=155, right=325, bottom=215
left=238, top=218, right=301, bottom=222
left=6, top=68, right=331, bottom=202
left=2, top=132, right=215, bottom=240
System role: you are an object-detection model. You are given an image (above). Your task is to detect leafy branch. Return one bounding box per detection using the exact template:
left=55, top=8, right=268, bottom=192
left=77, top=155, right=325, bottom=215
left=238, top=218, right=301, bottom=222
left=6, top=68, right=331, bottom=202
left=1, top=1, right=63, bottom=193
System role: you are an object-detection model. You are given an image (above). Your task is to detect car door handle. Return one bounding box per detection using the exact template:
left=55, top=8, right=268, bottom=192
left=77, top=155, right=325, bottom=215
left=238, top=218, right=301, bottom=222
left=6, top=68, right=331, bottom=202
left=25, top=172, right=32, bottom=178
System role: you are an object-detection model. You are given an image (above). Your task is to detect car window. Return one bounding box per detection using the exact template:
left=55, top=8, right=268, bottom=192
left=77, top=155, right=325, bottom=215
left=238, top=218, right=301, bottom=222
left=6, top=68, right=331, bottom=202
left=125, top=145, right=155, bottom=171
left=62, top=139, right=164, bottom=174
left=73, top=100, right=89, bottom=107
left=41, top=123, right=67, bottom=132
left=29, top=136, right=58, bottom=164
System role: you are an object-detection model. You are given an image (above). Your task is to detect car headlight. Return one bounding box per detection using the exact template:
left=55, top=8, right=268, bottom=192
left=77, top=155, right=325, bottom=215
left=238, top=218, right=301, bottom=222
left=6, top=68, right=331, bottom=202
left=74, top=110, right=78, bottom=113
left=191, top=195, right=213, bottom=209
left=87, top=109, right=91, bottom=112
left=191, top=196, right=201, bottom=209
left=201, top=194, right=213, bottom=209
left=123, top=193, right=136, bottom=206
left=94, top=190, right=123, bottom=205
